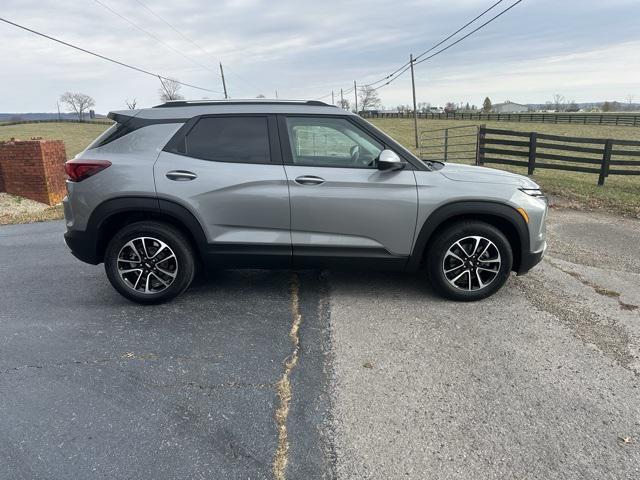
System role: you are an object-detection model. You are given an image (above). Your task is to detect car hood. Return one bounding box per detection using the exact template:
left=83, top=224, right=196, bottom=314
left=436, top=162, right=539, bottom=188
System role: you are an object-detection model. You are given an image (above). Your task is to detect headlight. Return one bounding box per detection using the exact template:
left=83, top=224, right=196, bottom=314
left=519, top=187, right=544, bottom=197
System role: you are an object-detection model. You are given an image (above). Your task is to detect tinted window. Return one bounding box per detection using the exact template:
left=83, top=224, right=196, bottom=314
left=285, top=117, right=383, bottom=168
left=186, top=116, right=271, bottom=163
left=87, top=122, right=134, bottom=149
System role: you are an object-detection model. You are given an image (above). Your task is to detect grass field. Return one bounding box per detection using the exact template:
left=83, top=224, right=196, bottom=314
left=0, top=122, right=110, bottom=224
left=0, top=122, right=110, bottom=158
left=369, top=118, right=640, bottom=217
left=0, top=119, right=639, bottom=219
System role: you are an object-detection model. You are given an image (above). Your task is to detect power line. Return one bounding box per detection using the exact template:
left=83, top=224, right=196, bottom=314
left=361, top=0, right=505, bottom=89
left=371, top=64, right=412, bottom=91
left=369, top=0, right=522, bottom=91
left=414, top=0, right=523, bottom=66
left=413, top=0, right=505, bottom=61
left=92, top=0, right=219, bottom=76
left=323, top=0, right=519, bottom=99
left=0, top=16, right=221, bottom=94
left=132, top=0, right=210, bottom=57
left=131, top=0, right=263, bottom=96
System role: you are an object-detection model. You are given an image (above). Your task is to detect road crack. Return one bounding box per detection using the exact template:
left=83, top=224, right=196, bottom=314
left=272, top=272, right=302, bottom=479
left=548, top=259, right=639, bottom=311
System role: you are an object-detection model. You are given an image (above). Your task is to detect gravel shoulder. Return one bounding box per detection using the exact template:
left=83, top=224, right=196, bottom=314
left=328, top=208, right=640, bottom=480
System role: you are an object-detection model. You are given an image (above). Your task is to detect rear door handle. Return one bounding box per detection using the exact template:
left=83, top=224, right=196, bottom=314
left=166, top=170, right=197, bottom=181
left=294, top=175, right=325, bottom=186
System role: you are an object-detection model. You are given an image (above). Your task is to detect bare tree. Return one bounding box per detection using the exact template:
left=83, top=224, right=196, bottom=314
left=158, top=78, right=184, bottom=102
left=357, top=85, right=381, bottom=112
left=256, top=94, right=266, bottom=98
left=566, top=99, right=578, bottom=112
left=552, top=94, right=565, bottom=112
left=59, top=92, right=95, bottom=121
left=125, top=99, right=137, bottom=109
left=626, top=94, right=635, bottom=111
left=336, top=98, right=350, bottom=110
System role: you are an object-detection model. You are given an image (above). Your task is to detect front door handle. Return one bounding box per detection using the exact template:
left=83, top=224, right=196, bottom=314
left=294, top=175, right=325, bottom=186
left=166, top=170, right=198, bottom=181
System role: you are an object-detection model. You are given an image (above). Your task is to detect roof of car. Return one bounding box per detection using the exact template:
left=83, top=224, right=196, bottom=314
left=113, top=99, right=349, bottom=121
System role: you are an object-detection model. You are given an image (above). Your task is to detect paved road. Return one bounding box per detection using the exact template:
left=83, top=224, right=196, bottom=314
left=330, top=208, right=640, bottom=479
left=0, top=221, right=332, bottom=479
left=1, top=209, right=639, bottom=479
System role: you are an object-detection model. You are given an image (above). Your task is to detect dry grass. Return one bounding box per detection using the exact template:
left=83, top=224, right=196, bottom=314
left=0, top=193, right=64, bottom=225
left=273, top=273, right=302, bottom=480
left=370, top=118, right=640, bottom=217
left=0, top=122, right=110, bottom=225
left=0, top=122, right=110, bottom=158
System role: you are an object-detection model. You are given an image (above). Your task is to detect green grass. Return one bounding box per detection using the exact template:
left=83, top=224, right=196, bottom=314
left=0, top=122, right=110, bottom=158
left=1, top=119, right=638, bottom=217
left=370, top=118, right=640, bottom=217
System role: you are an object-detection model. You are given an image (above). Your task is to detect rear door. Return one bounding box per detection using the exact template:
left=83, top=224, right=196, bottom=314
left=155, top=114, right=291, bottom=267
left=278, top=115, right=418, bottom=269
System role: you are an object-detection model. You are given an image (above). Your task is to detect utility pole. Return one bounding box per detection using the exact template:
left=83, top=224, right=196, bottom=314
left=56, top=101, right=61, bottom=121
left=410, top=53, right=419, bottom=149
left=340, top=88, right=344, bottom=109
left=219, top=62, right=228, bottom=99
left=275, top=90, right=278, bottom=99
left=354, top=80, right=358, bottom=114
left=331, top=90, right=334, bottom=105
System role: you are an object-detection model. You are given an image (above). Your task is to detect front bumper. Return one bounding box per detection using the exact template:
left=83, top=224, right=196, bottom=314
left=516, top=242, right=546, bottom=275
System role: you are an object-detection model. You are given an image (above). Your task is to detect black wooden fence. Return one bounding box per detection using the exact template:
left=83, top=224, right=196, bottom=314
left=362, top=111, right=640, bottom=126
left=477, top=127, right=640, bottom=186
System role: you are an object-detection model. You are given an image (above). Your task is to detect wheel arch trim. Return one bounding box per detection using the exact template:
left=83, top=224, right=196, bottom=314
left=85, top=196, right=208, bottom=263
left=407, top=200, right=530, bottom=271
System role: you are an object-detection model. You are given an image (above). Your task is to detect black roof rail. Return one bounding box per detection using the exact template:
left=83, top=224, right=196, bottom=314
left=153, top=100, right=333, bottom=108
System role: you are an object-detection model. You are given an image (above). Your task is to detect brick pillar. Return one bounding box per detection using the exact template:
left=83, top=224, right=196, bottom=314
left=0, top=138, right=68, bottom=205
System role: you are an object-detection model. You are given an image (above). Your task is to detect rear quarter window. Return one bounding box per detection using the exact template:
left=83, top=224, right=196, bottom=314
left=87, top=122, right=134, bottom=149
left=184, top=116, right=271, bottom=164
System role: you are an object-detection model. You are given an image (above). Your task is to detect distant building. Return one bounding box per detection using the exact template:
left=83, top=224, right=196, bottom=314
left=492, top=101, right=529, bottom=113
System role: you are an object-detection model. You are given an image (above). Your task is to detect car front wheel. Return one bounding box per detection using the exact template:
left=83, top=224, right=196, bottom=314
left=104, top=221, right=196, bottom=304
left=427, top=221, right=513, bottom=301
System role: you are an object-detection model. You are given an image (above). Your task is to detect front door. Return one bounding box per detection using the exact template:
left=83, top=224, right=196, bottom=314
left=155, top=114, right=291, bottom=267
left=278, top=115, right=418, bottom=269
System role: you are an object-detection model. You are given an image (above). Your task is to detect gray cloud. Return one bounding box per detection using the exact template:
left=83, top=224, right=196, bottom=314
left=1, top=0, right=638, bottom=112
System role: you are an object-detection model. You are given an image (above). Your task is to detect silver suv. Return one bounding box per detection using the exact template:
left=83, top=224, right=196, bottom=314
left=63, top=100, right=547, bottom=304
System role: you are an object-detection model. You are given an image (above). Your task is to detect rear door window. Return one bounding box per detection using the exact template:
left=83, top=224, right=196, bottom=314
left=185, top=116, right=271, bottom=164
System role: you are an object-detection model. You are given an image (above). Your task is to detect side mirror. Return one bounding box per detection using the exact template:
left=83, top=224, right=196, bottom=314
left=377, top=149, right=406, bottom=171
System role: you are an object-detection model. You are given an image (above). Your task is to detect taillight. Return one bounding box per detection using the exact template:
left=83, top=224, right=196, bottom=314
left=65, top=159, right=112, bottom=182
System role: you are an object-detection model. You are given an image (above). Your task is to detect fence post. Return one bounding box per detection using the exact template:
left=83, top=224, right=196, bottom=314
left=477, top=125, right=486, bottom=165
left=598, top=139, right=613, bottom=186
left=444, top=128, right=449, bottom=162
left=528, top=132, right=537, bottom=175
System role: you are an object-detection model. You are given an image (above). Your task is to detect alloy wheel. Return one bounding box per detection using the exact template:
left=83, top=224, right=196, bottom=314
left=442, top=235, right=501, bottom=291
left=117, top=237, right=178, bottom=294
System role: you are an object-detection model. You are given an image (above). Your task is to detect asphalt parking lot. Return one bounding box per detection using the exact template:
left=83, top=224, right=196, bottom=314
left=1, top=208, right=639, bottom=479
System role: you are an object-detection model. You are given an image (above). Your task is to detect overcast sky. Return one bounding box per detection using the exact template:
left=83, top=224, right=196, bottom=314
left=2, top=0, right=639, bottom=113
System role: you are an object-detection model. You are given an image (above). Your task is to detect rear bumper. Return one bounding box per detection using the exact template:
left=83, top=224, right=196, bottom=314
left=516, top=242, right=546, bottom=275
left=64, top=229, right=100, bottom=265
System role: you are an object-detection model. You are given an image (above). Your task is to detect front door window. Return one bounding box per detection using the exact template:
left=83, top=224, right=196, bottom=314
left=285, top=117, right=383, bottom=168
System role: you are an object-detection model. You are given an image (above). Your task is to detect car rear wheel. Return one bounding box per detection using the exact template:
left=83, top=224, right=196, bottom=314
left=427, top=221, right=513, bottom=301
left=104, top=221, right=195, bottom=304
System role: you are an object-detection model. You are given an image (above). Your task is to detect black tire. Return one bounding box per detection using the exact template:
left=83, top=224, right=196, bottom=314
left=426, top=221, right=513, bottom=301
left=104, top=221, right=196, bottom=304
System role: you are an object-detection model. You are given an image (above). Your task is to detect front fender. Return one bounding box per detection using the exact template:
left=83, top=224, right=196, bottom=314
left=406, top=200, right=530, bottom=271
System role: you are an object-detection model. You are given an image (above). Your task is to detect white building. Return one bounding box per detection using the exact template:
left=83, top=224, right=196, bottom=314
left=492, top=101, right=529, bottom=113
